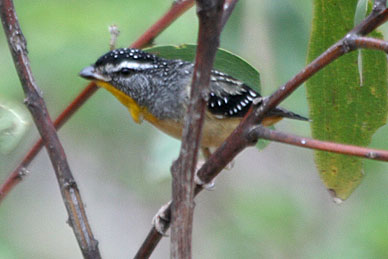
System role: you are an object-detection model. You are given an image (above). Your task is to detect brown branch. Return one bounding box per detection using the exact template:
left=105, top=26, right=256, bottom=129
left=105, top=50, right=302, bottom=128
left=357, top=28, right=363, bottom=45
left=170, top=0, right=225, bottom=258
left=350, top=5, right=388, bottom=35
left=131, top=0, right=195, bottom=48
left=0, top=1, right=100, bottom=258
left=0, top=0, right=196, bottom=203
left=134, top=4, right=388, bottom=257
left=354, top=36, right=388, bottom=52
left=248, top=126, right=388, bottom=161
left=221, top=0, right=239, bottom=29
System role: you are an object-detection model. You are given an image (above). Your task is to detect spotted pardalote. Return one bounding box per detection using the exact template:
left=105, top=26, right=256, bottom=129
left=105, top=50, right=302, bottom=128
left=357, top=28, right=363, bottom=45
left=80, top=48, right=308, bottom=147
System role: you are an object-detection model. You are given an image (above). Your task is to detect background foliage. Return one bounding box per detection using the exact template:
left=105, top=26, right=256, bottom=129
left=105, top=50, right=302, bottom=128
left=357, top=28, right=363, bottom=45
left=0, top=0, right=387, bottom=258
left=306, top=0, right=388, bottom=200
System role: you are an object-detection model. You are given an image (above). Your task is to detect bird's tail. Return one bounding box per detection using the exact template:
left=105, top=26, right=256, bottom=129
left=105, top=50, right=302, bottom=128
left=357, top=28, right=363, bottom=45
left=267, top=107, right=309, bottom=121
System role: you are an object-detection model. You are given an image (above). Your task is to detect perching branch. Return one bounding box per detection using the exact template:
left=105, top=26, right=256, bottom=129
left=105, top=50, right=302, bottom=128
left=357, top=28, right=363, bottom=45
left=134, top=3, right=388, bottom=258
left=0, top=1, right=100, bottom=258
left=248, top=126, right=388, bottom=162
left=354, top=36, right=388, bottom=52
left=0, top=0, right=196, bottom=203
left=170, top=0, right=225, bottom=258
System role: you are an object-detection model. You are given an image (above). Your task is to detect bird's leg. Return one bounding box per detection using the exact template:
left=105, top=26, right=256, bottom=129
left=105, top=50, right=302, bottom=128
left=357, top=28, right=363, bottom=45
left=193, top=147, right=215, bottom=190
left=151, top=201, right=171, bottom=235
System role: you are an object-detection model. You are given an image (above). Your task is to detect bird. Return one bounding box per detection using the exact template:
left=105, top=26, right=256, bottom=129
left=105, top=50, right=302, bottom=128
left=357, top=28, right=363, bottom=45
left=80, top=48, right=308, bottom=148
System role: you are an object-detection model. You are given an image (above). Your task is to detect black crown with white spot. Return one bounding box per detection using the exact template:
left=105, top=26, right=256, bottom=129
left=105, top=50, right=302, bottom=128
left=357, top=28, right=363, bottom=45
left=95, top=48, right=159, bottom=67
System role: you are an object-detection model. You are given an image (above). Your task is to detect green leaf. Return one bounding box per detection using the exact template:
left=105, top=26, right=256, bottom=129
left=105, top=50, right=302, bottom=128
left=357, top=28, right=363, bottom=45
left=354, top=0, right=368, bottom=26
left=145, top=44, right=261, bottom=92
left=0, top=99, right=30, bottom=154
left=306, top=0, right=388, bottom=200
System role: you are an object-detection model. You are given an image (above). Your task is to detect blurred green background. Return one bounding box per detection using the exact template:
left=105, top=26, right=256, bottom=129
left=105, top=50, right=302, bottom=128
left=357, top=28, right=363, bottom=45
left=0, top=0, right=387, bottom=258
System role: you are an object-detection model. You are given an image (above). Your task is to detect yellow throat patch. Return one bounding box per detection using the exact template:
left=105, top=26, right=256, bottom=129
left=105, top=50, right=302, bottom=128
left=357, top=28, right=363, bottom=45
left=95, top=80, right=157, bottom=124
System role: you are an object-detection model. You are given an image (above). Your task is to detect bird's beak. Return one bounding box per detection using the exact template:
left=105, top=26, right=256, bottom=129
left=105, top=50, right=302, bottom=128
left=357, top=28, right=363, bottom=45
left=79, top=66, right=110, bottom=81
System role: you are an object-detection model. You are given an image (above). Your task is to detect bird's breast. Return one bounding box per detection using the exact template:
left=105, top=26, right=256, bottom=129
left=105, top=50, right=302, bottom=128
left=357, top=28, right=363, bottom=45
left=95, top=80, right=158, bottom=124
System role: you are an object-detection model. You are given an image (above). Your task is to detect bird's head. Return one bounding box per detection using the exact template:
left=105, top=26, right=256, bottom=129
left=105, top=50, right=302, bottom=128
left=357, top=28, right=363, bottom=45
left=80, top=48, right=163, bottom=85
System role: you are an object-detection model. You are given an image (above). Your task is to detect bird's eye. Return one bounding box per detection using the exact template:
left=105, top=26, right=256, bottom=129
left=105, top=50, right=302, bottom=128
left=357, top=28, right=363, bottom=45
left=119, top=67, right=132, bottom=75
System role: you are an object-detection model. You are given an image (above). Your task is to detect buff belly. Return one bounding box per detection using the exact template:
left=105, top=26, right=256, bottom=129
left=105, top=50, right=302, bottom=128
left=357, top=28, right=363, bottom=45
left=96, top=80, right=282, bottom=148
left=147, top=115, right=243, bottom=148
left=147, top=113, right=282, bottom=148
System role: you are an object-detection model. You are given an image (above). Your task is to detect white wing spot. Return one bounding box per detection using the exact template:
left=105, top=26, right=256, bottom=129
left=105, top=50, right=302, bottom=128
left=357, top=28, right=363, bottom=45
left=249, top=90, right=257, bottom=97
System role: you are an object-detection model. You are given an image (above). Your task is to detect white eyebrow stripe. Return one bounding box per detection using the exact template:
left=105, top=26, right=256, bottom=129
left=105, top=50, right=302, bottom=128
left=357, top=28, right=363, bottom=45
left=118, top=61, right=154, bottom=70
left=106, top=61, right=154, bottom=72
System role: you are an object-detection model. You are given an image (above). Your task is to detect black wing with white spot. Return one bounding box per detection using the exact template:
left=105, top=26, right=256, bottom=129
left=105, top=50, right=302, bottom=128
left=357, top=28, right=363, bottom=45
left=207, top=70, right=261, bottom=118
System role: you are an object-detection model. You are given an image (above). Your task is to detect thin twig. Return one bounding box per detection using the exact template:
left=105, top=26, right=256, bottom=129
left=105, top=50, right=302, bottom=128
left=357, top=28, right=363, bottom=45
left=221, top=0, right=239, bottom=29
left=0, top=1, right=100, bottom=258
left=170, top=0, right=225, bottom=258
left=0, top=0, right=196, bottom=203
left=350, top=6, right=388, bottom=35
left=134, top=4, right=388, bottom=257
left=354, top=36, right=388, bottom=52
left=109, top=24, right=120, bottom=50
left=248, top=126, right=388, bottom=161
left=131, top=0, right=195, bottom=48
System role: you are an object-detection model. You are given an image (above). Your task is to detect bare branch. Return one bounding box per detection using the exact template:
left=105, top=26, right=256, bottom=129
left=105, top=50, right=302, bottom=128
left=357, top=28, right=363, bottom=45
left=350, top=5, right=388, bottom=35
left=135, top=229, right=165, bottom=259
left=131, top=0, right=195, bottom=48
left=170, top=0, right=225, bottom=258
left=354, top=36, right=388, bottom=52
left=221, top=0, right=239, bottom=29
left=0, top=0, right=196, bottom=203
left=248, top=126, right=388, bottom=162
left=0, top=1, right=100, bottom=258
left=109, top=24, right=120, bottom=50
